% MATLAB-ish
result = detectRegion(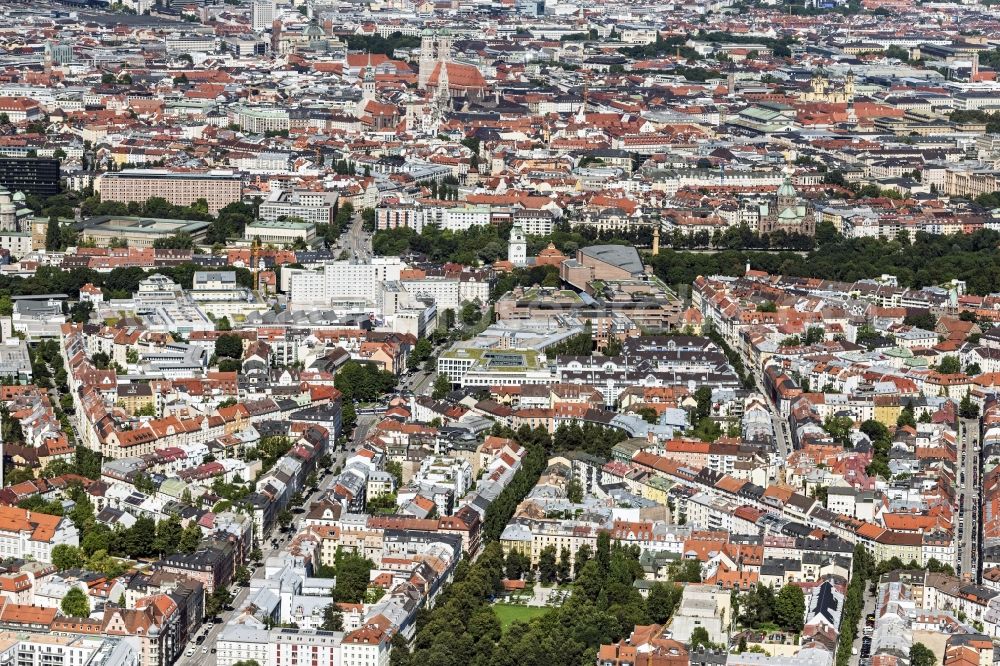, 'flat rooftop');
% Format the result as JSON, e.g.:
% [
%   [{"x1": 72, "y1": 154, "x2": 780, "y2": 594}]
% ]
[
  {"x1": 246, "y1": 219, "x2": 316, "y2": 230},
  {"x1": 78, "y1": 216, "x2": 211, "y2": 235},
  {"x1": 103, "y1": 169, "x2": 240, "y2": 180}
]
